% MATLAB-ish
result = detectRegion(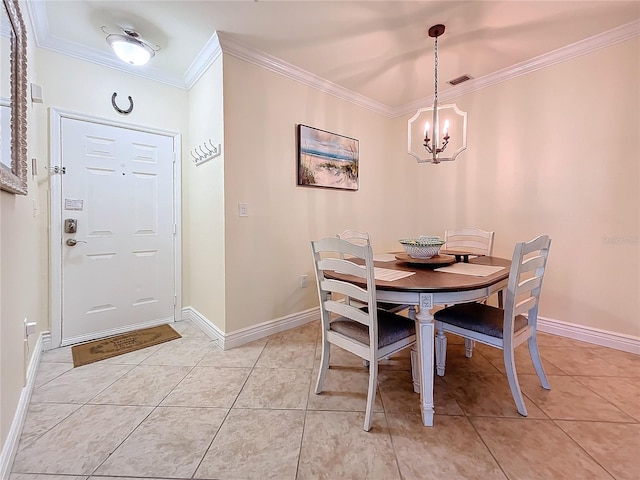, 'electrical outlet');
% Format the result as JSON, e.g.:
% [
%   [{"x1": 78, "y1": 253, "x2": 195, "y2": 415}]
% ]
[
  {"x1": 24, "y1": 318, "x2": 37, "y2": 337},
  {"x1": 300, "y1": 274, "x2": 309, "y2": 288},
  {"x1": 26, "y1": 322, "x2": 37, "y2": 336}
]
